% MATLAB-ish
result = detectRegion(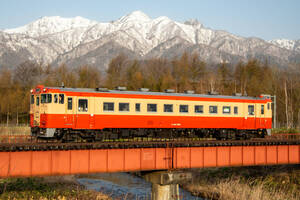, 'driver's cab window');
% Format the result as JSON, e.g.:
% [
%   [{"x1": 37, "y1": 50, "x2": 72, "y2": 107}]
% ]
[
  {"x1": 36, "y1": 96, "x2": 39, "y2": 106},
  {"x1": 30, "y1": 95, "x2": 34, "y2": 104},
  {"x1": 78, "y1": 99, "x2": 88, "y2": 112}
]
